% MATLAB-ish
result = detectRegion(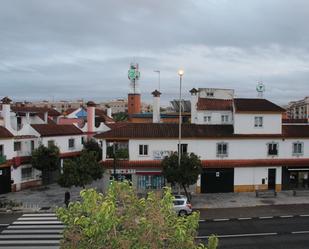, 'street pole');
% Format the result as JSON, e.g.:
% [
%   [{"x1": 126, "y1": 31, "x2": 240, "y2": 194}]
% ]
[
  {"x1": 113, "y1": 141, "x2": 116, "y2": 180},
  {"x1": 178, "y1": 70, "x2": 184, "y2": 171}
]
